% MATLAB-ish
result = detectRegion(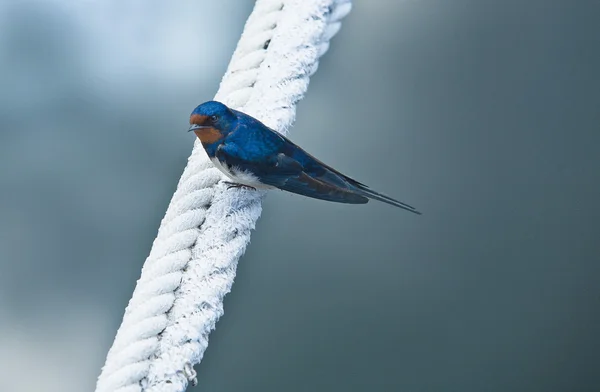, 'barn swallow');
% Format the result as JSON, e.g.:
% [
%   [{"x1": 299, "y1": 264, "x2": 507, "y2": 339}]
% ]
[{"x1": 189, "y1": 101, "x2": 420, "y2": 214}]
